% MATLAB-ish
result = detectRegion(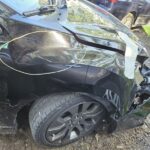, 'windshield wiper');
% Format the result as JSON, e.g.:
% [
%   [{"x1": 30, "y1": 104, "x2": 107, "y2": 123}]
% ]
[{"x1": 23, "y1": 5, "x2": 56, "y2": 17}]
